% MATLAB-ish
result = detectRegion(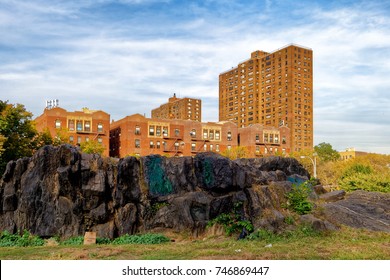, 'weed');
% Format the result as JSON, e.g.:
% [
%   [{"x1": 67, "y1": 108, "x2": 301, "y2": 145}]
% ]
[
  {"x1": 112, "y1": 233, "x2": 170, "y2": 245},
  {"x1": 208, "y1": 202, "x2": 254, "y2": 236},
  {"x1": 0, "y1": 230, "x2": 44, "y2": 247},
  {"x1": 285, "y1": 181, "x2": 313, "y2": 215}
]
